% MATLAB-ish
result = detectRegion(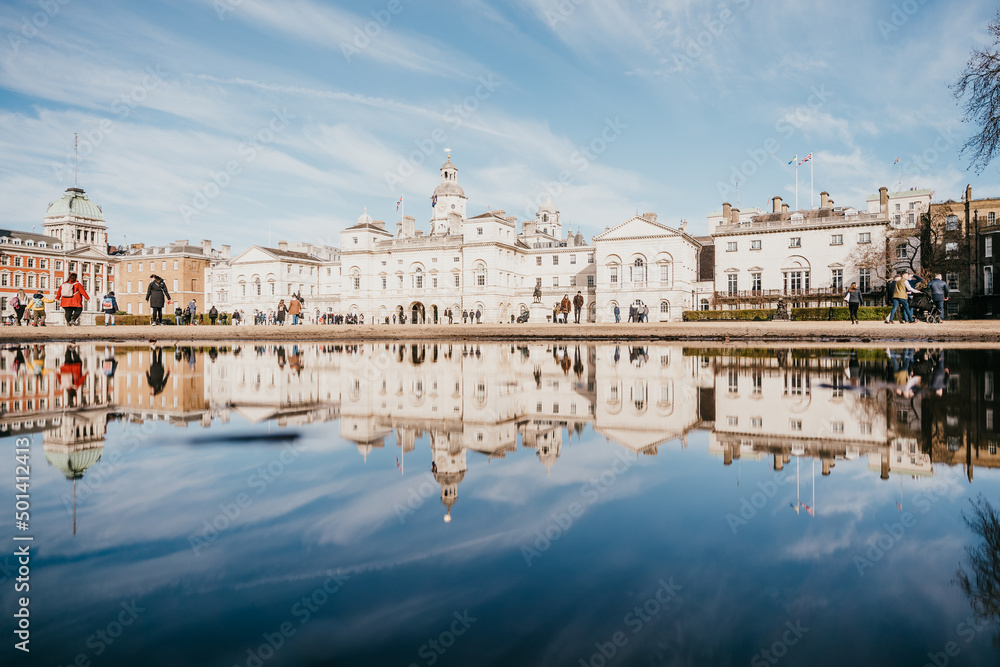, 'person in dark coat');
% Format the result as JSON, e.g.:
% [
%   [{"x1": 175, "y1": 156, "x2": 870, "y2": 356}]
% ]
[
  {"x1": 146, "y1": 347, "x2": 170, "y2": 396},
  {"x1": 208, "y1": 305, "x2": 218, "y2": 325},
  {"x1": 145, "y1": 275, "x2": 170, "y2": 325}
]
